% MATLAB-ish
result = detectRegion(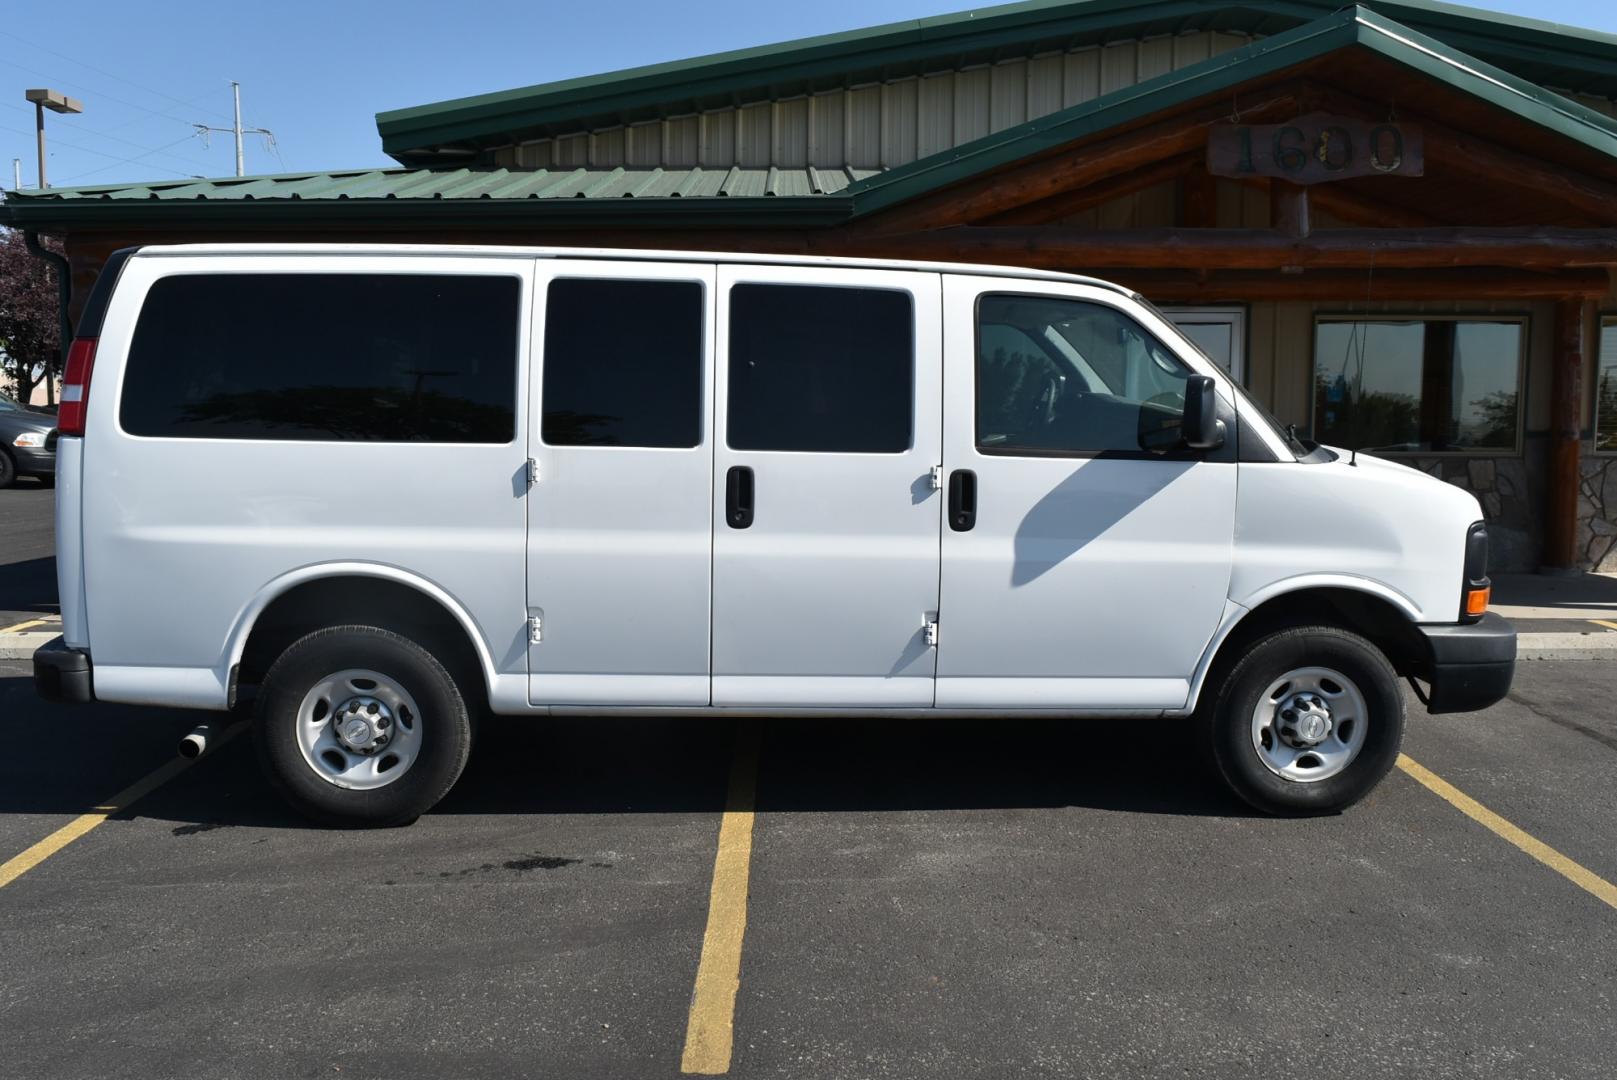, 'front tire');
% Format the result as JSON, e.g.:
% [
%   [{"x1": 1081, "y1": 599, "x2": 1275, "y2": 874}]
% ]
[
  {"x1": 1202, "y1": 625, "x2": 1404, "y2": 815},
  {"x1": 254, "y1": 625, "x2": 472, "y2": 827},
  {"x1": 0, "y1": 450, "x2": 16, "y2": 489}
]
